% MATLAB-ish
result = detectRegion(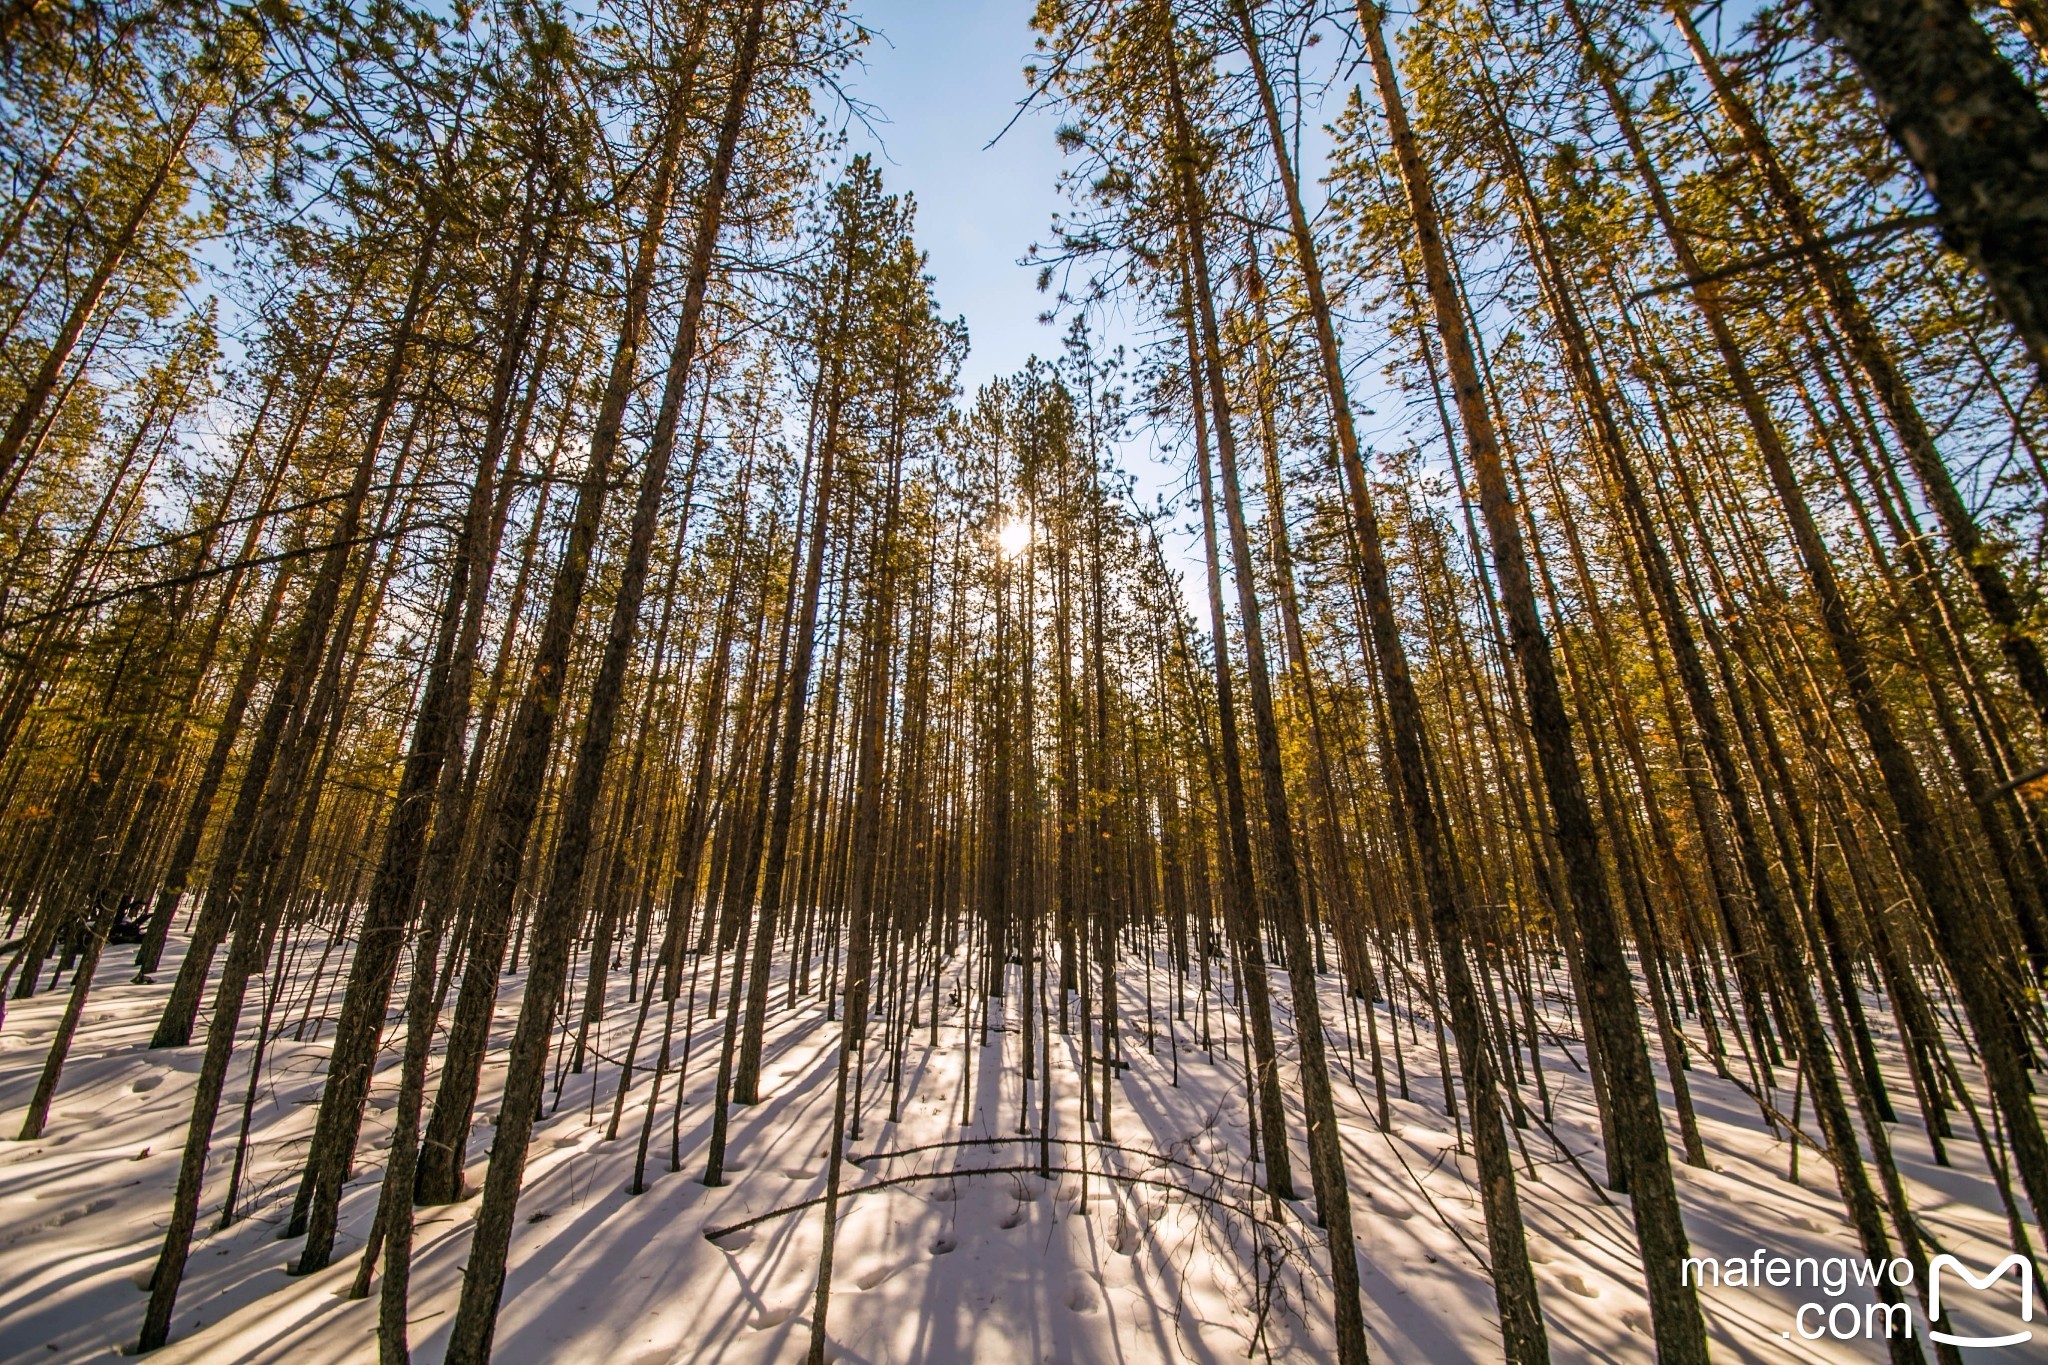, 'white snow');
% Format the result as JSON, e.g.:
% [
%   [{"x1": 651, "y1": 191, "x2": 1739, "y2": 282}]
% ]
[{"x1": 0, "y1": 929, "x2": 2033, "y2": 1362}]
